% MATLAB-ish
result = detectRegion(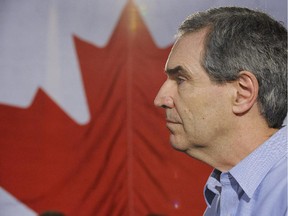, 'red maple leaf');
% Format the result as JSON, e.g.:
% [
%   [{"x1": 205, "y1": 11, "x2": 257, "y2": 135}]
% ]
[{"x1": 0, "y1": 2, "x2": 211, "y2": 216}]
